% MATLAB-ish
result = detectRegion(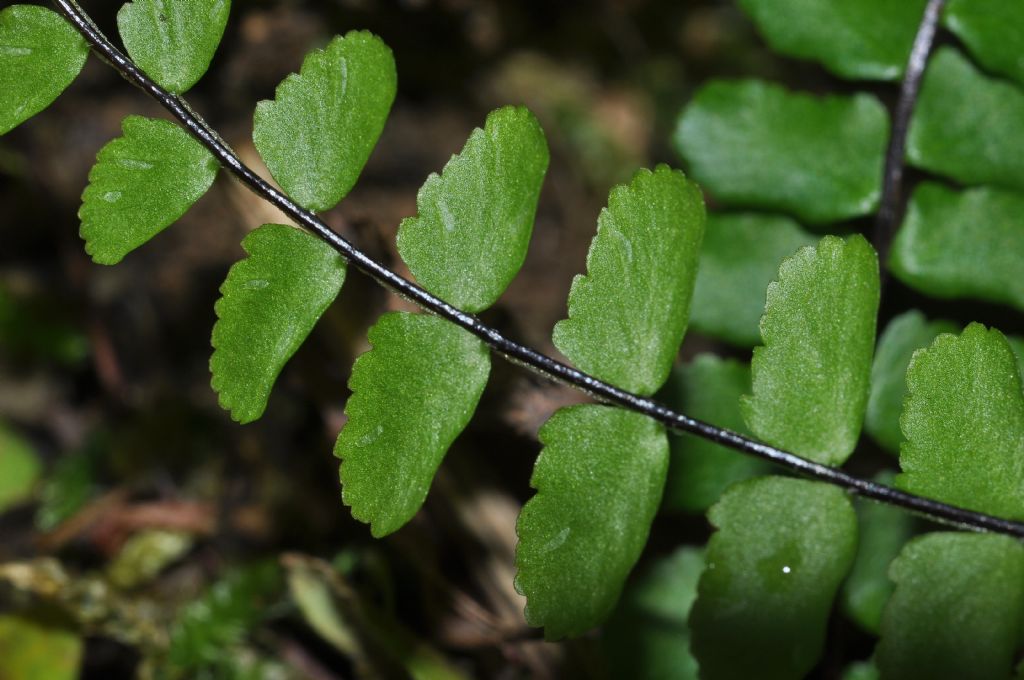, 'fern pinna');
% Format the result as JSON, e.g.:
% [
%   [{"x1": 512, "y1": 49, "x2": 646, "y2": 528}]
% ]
[{"x1": 3, "y1": 0, "x2": 1024, "y2": 677}]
